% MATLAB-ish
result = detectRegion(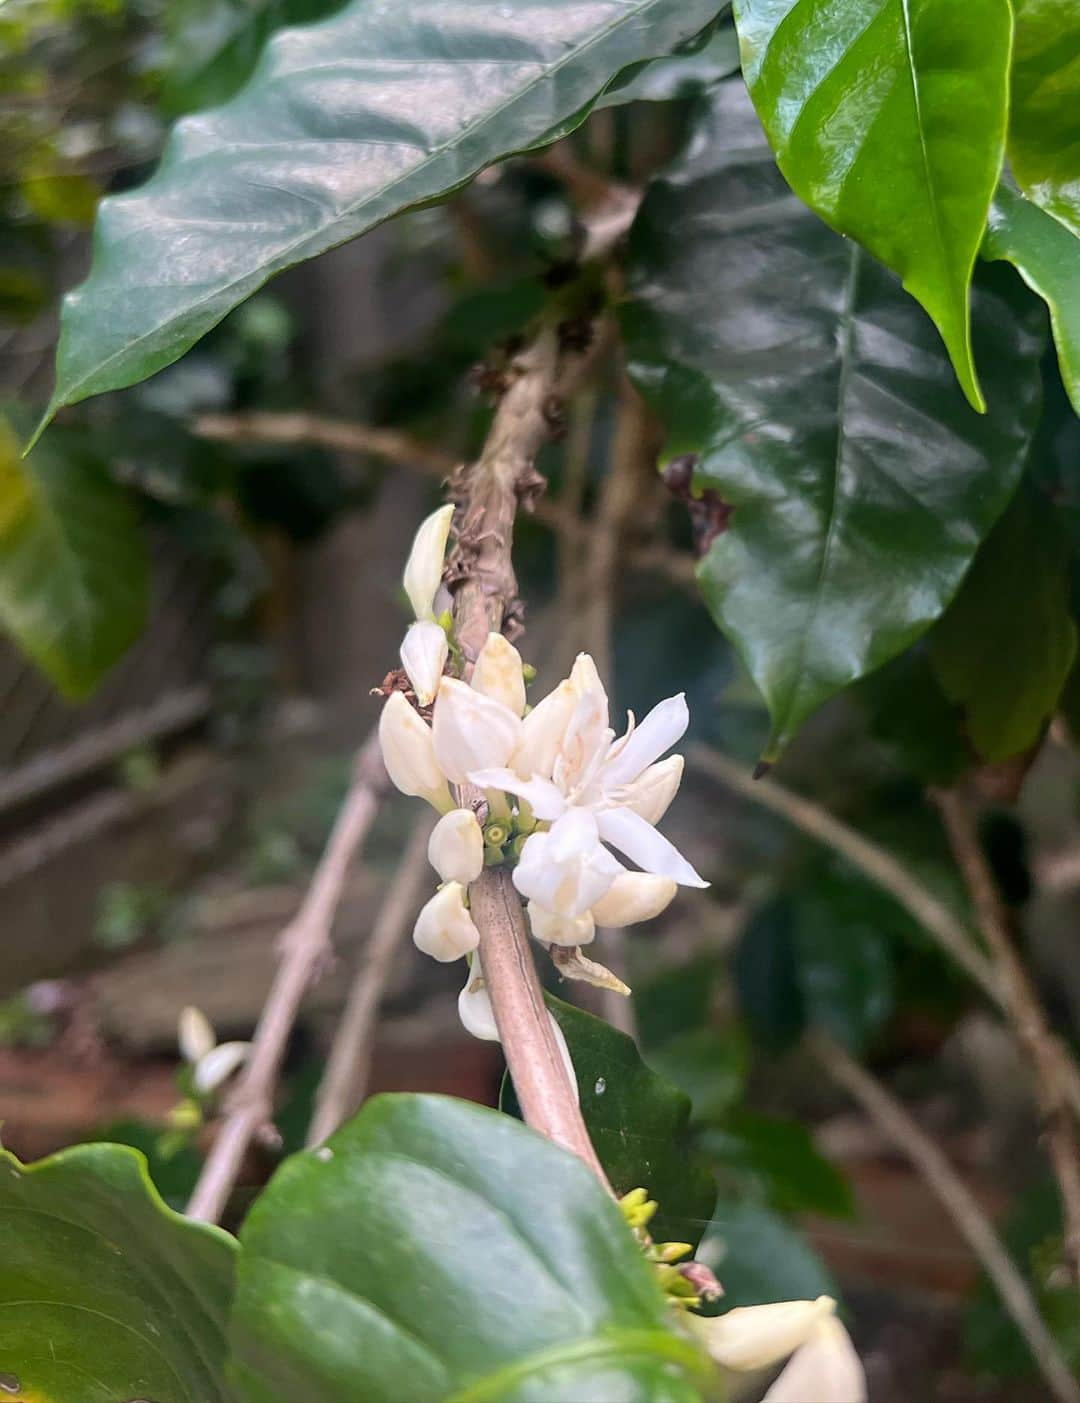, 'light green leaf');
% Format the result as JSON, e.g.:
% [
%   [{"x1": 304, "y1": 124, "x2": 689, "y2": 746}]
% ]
[
  {"x1": 983, "y1": 183, "x2": 1080, "y2": 416},
  {"x1": 39, "y1": 0, "x2": 724, "y2": 437},
  {"x1": 0, "y1": 1142, "x2": 235, "y2": 1401},
  {"x1": 623, "y1": 81, "x2": 1045, "y2": 755},
  {"x1": 930, "y1": 482, "x2": 1078, "y2": 763},
  {"x1": 228, "y1": 1094, "x2": 715, "y2": 1402},
  {"x1": 1009, "y1": 0, "x2": 1080, "y2": 242},
  {"x1": 0, "y1": 415, "x2": 148, "y2": 696},
  {"x1": 733, "y1": 0, "x2": 1013, "y2": 409}
]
